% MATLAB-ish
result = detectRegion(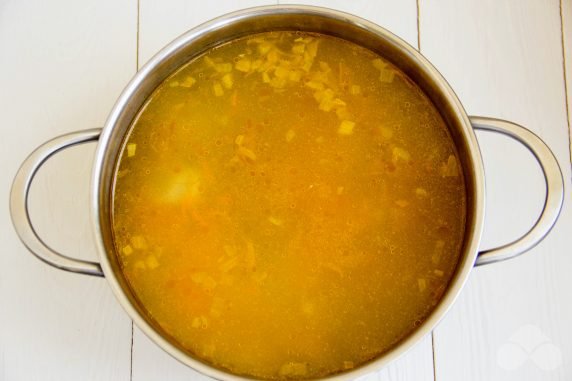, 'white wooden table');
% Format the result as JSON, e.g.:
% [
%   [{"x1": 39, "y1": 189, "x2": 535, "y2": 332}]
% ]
[{"x1": 1, "y1": 1, "x2": 571, "y2": 380}]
